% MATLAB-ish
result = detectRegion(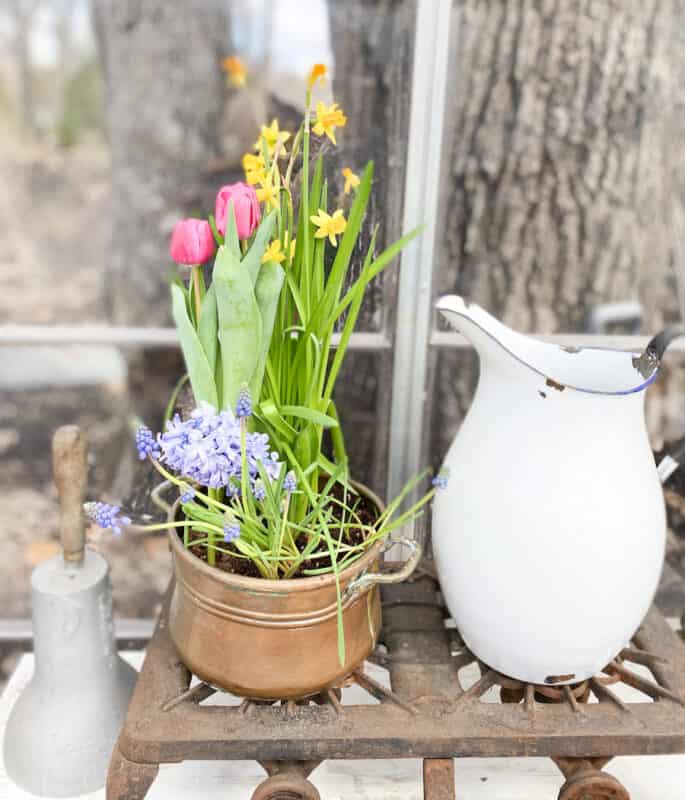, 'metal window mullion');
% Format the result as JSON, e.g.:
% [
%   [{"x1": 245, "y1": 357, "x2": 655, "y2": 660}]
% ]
[{"x1": 386, "y1": 0, "x2": 453, "y2": 516}]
